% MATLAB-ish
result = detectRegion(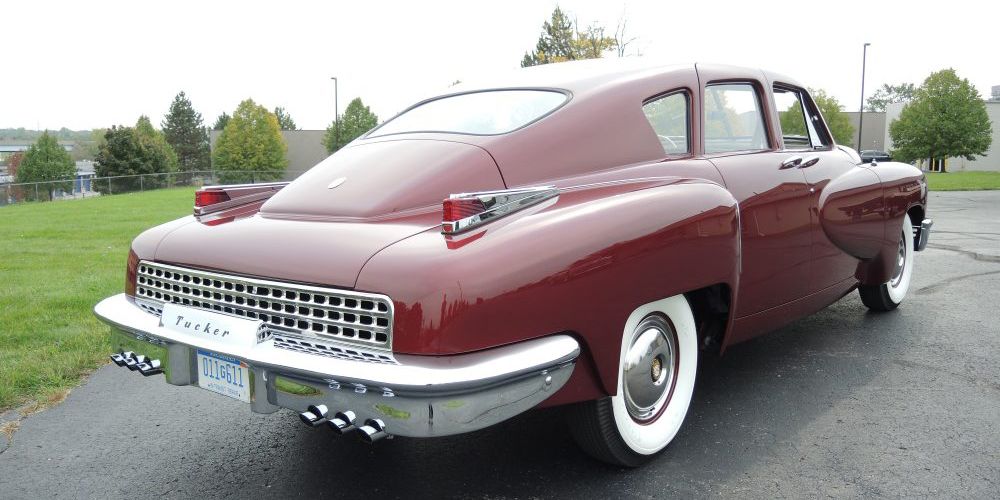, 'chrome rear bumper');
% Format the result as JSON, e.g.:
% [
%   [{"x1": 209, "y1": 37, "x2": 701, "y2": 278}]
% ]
[
  {"x1": 915, "y1": 218, "x2": 933, "y2": 251},
  {"x1": 94, "y1": 293, "x2": 579, "y2": 438}
]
